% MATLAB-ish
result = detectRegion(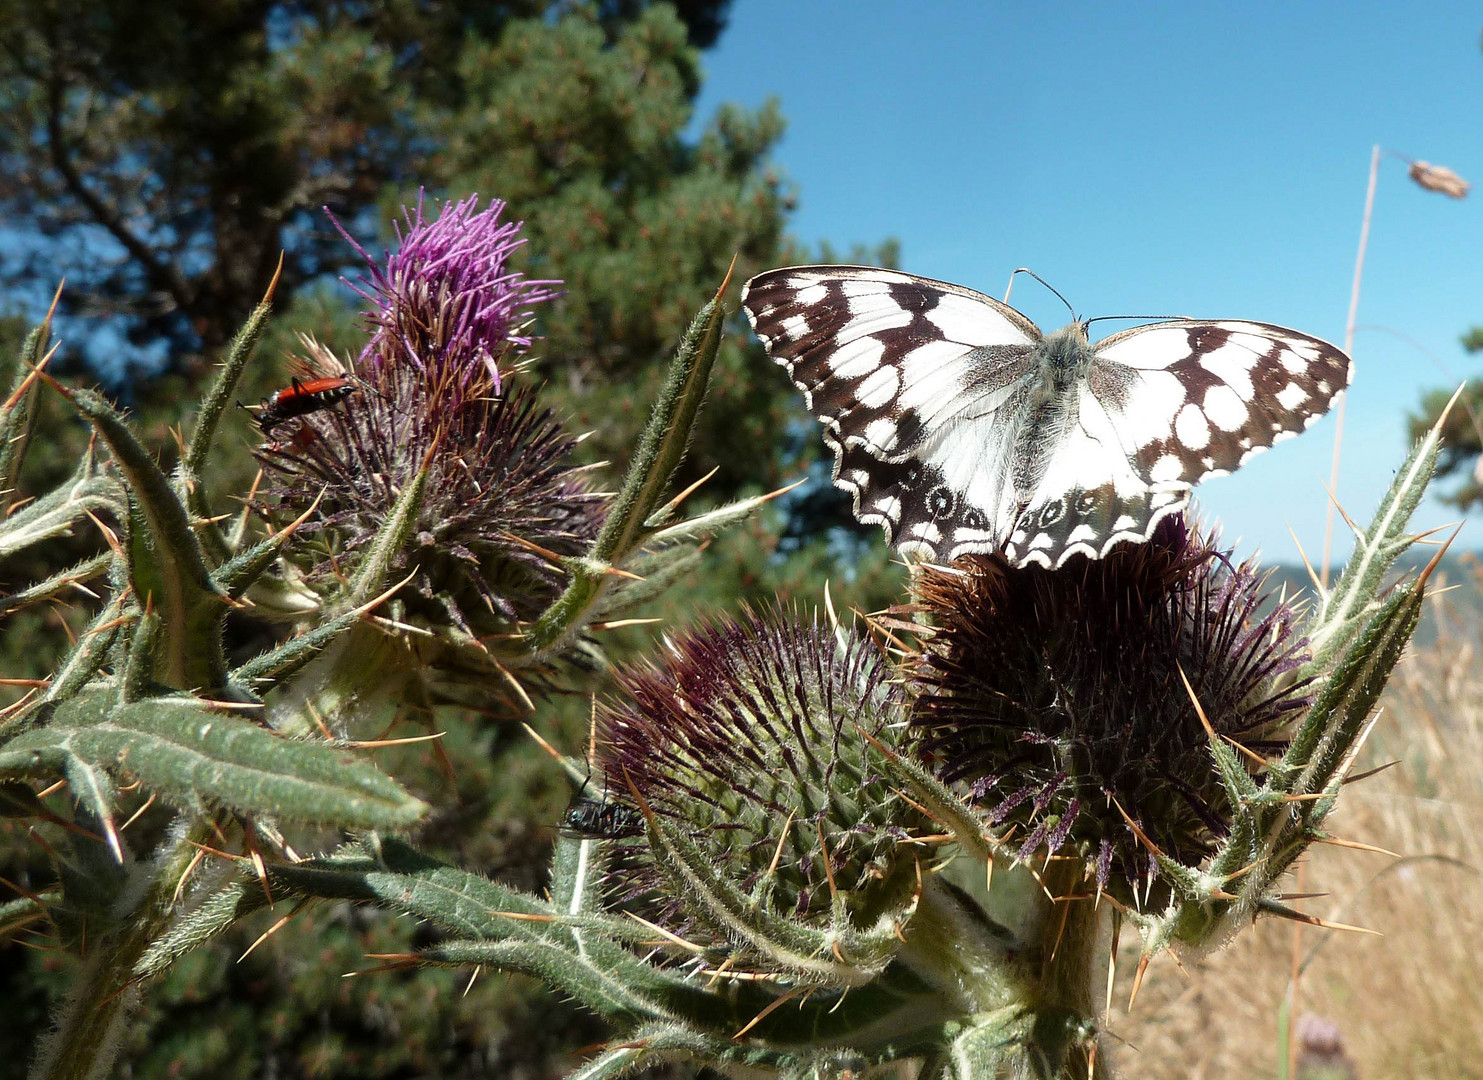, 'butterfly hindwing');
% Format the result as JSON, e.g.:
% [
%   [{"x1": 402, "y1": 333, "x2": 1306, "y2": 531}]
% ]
[
  {"x1": 1004, "y1": 320, "x2": 1350, "y2": 566},
  {"x1": 1004, "y1": 385, "x2": 1189, "y2": 567},
  {"x1": 1090, "y1": 320, "x2": 1351, "y2": 488}
]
